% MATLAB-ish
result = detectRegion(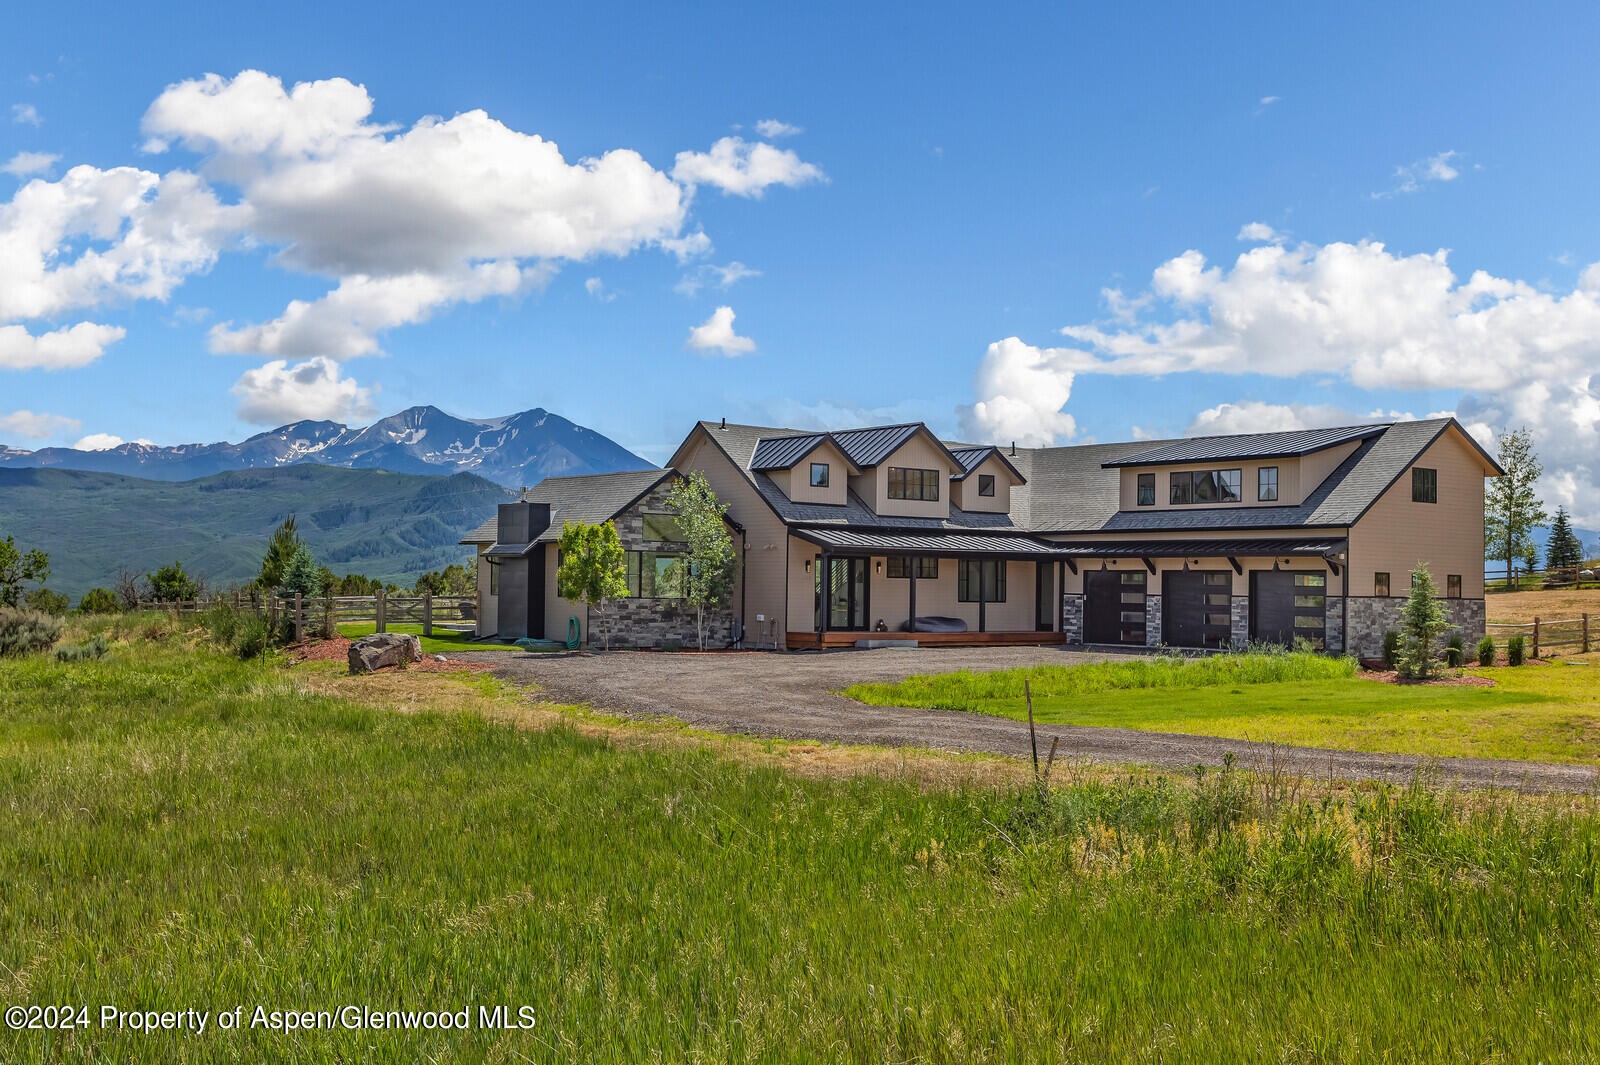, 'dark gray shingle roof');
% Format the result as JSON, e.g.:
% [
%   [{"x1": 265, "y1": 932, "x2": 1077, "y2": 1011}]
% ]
[
  {"x1": 1103, "y1": 424, "x2": 1391, "y2": 468},
  {"x1": 460, "y1": 468, "x2": 671, "y2": 545}
]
